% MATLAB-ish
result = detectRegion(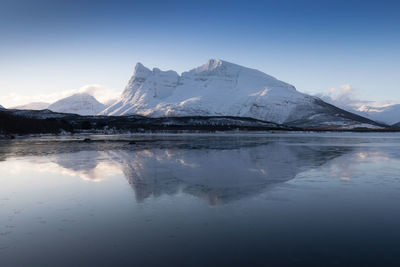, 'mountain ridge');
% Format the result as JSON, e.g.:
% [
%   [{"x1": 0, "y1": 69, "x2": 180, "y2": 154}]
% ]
[{"x1": 12, "y1": 102, "x2": 50, "y2": 110}]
